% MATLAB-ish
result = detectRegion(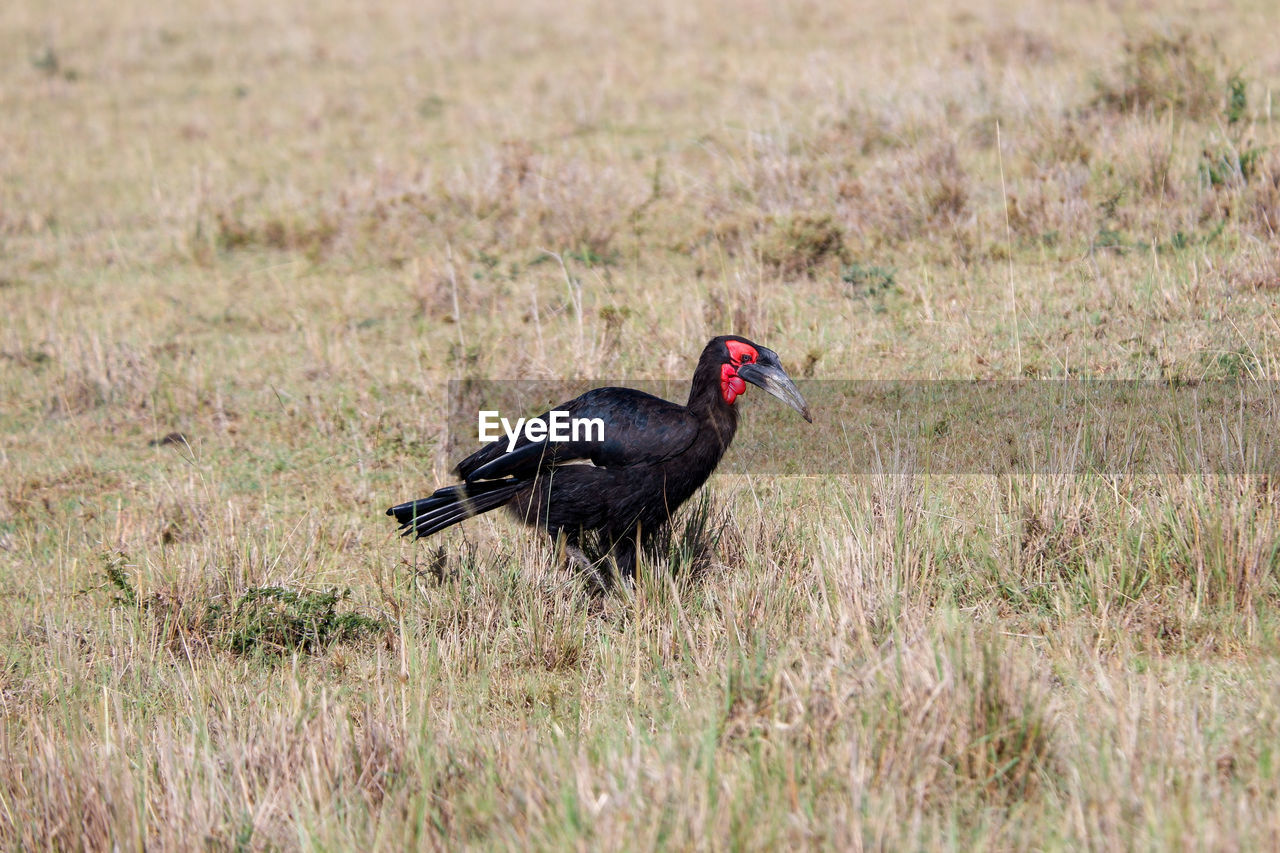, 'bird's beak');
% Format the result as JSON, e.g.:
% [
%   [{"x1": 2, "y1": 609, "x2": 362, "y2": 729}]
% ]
[{"x1": 737, "y1": 361, "x2": 813, "y2": 423}]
